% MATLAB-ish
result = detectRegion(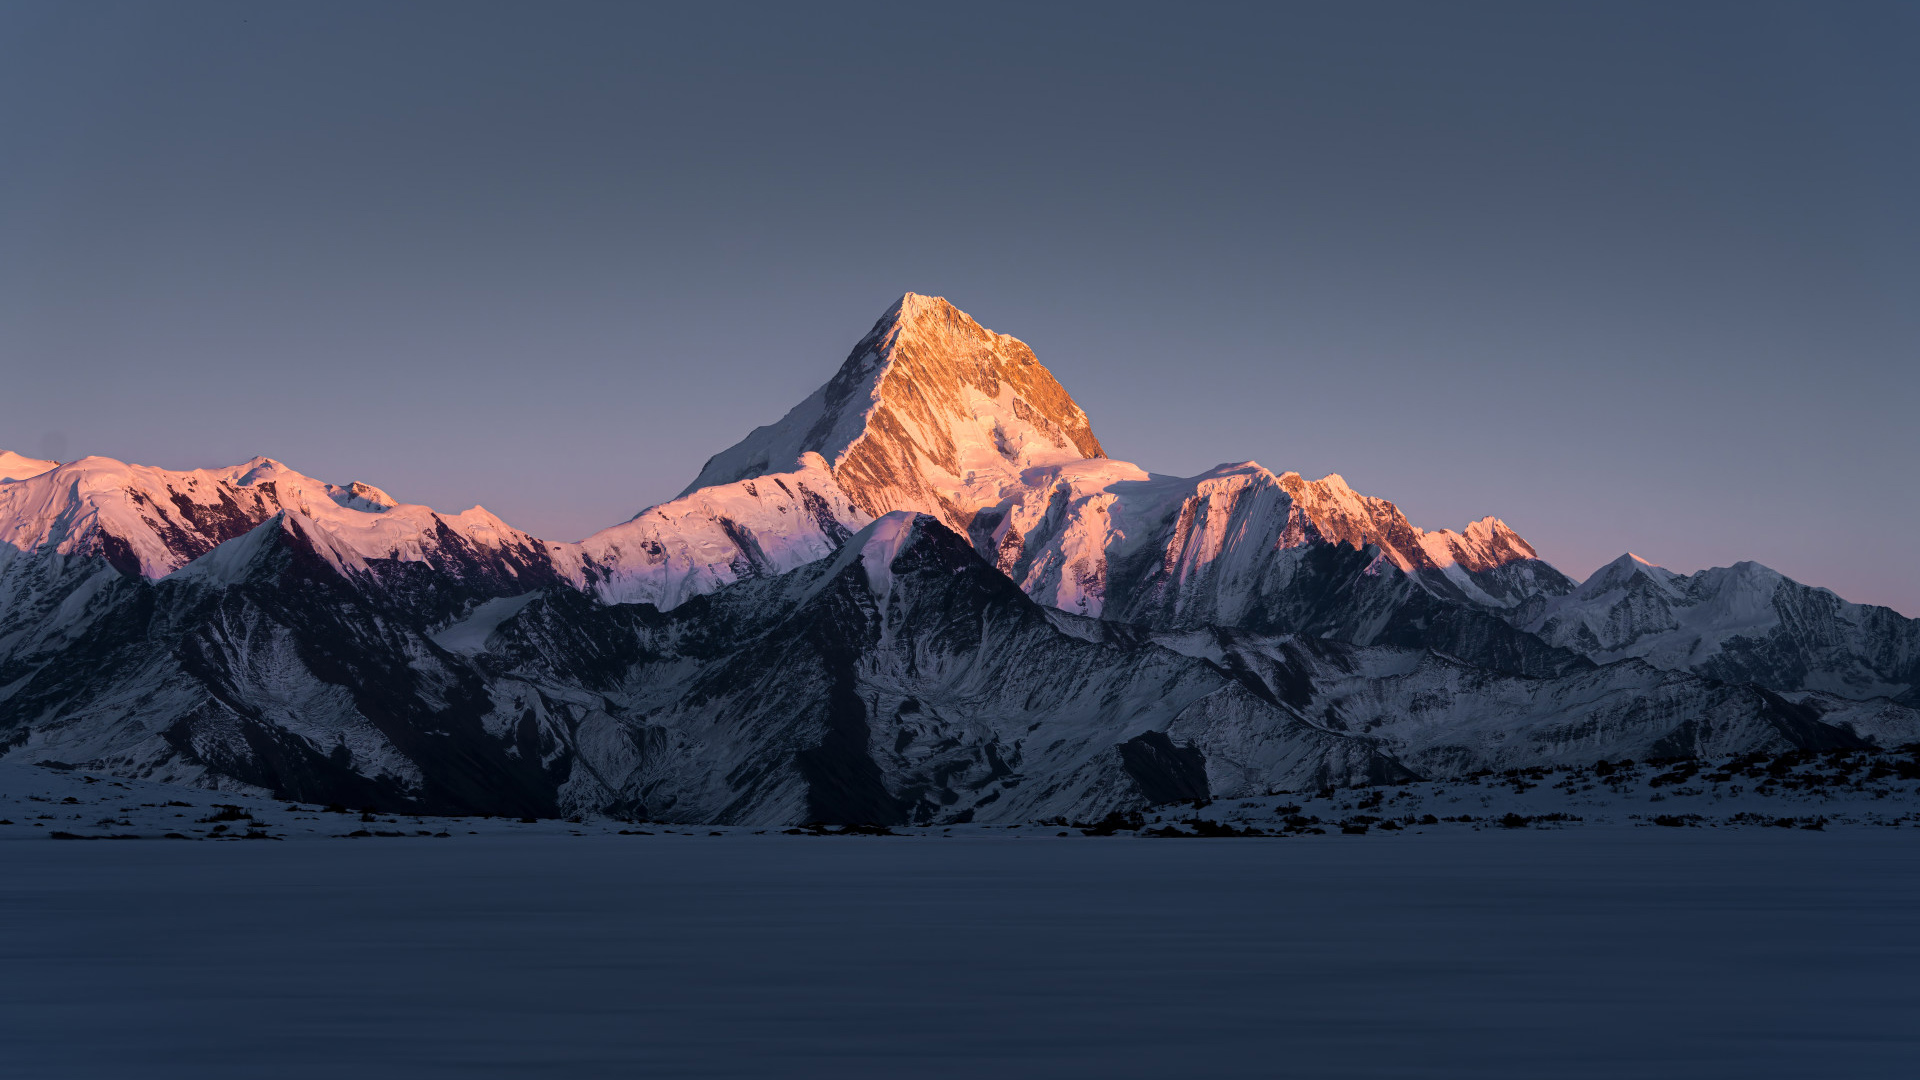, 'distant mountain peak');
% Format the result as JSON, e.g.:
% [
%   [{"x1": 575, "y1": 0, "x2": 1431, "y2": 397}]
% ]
[
  {"x1": 332, "y1": 481, "x2": 398, "y2": 513},
  {"x1": 682, "y1": 294, "x2": 1105, "y2": 533}
]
